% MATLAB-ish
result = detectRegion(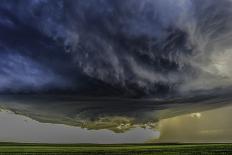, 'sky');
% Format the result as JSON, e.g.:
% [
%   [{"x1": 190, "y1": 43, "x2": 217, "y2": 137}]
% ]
[
  {"x1": 1, "y1": 0, "x2": 232, "y2": 97},
  {"x1": 1, "y1": 104, "x2": 232, "y2": 143},
  {"x1": 0, "y1": 110, "x2": 159, "y2": 143},
  {"x1": 1, "y1": 0, "x2": 232, "y2": 143},
  {"x1": 155, "y1": 105, "x2": 232, "y2": 143}
]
